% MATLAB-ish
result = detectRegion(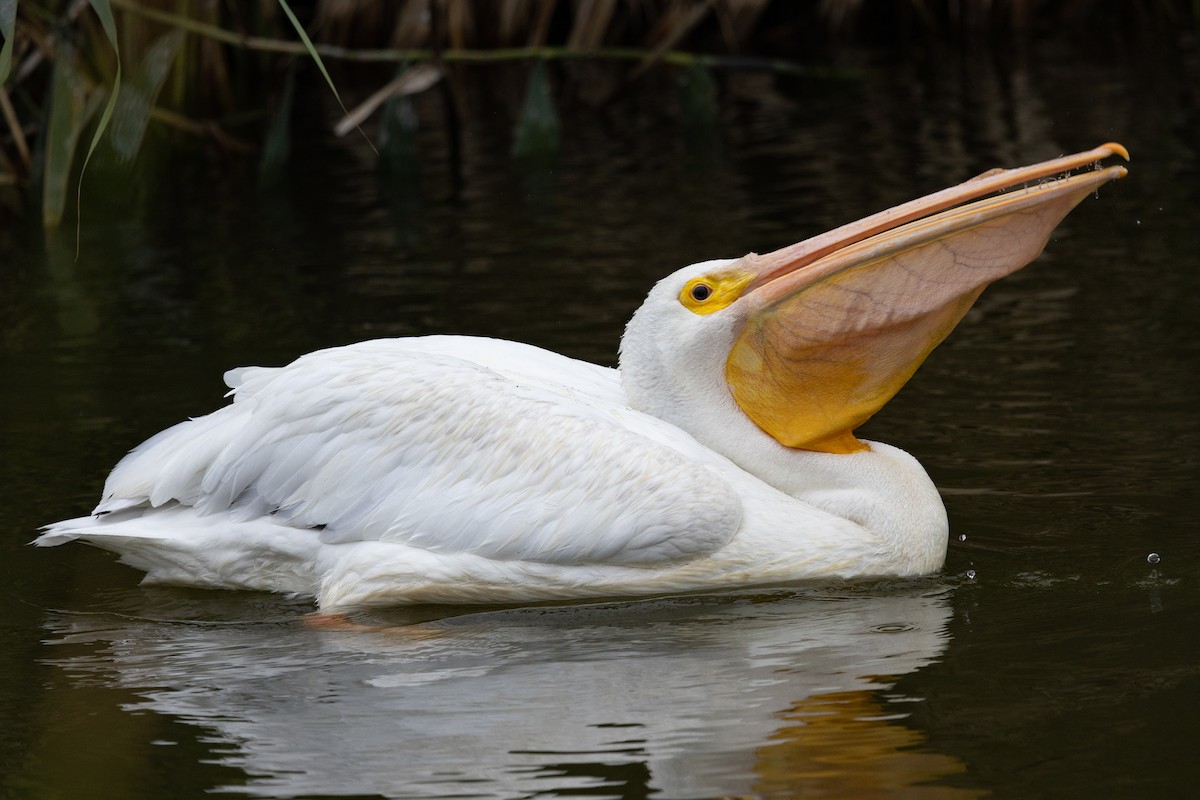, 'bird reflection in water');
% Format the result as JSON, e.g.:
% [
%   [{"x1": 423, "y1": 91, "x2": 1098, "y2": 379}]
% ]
[{"x1": 36, "y1": 585, "x2": 984, "y2": 798}]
